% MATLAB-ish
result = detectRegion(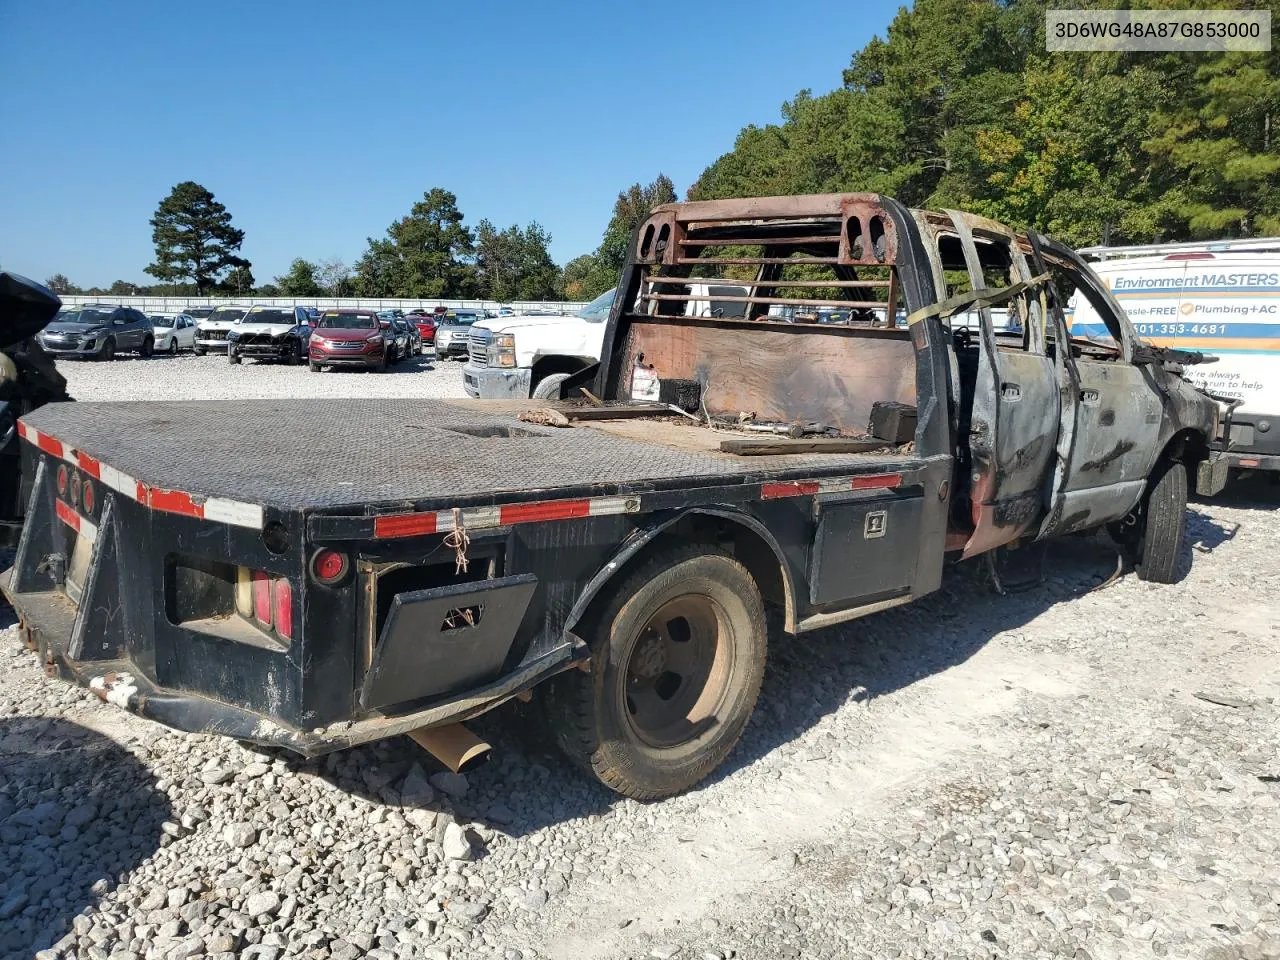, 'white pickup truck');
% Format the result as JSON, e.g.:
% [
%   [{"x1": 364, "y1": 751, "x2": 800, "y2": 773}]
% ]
[{"x1": 463, "y1": 284, "x2": 748, "y2": 399}]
